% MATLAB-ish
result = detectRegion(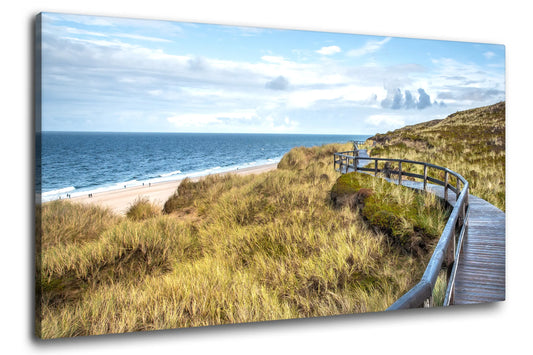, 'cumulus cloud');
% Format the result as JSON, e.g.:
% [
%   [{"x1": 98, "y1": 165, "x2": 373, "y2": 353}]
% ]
[
  {"x1": 391, "y1": 89, "x2": 403, "y2": 109},
  {"x1": 265, "y1": 75, "x2": 289, "y2": 90},
  {"x1": 417, "y1": 88, "x2": 431, "y2": 109},
  {"x1": 404, "y1": 90, "x2": 416, "y2": 109},
  {"x1": 316, "y1": 45, "x2": 341, "y2": 55},
  {"x1": 381, "y1": 88, "x2": 433, "y2": 110}
]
